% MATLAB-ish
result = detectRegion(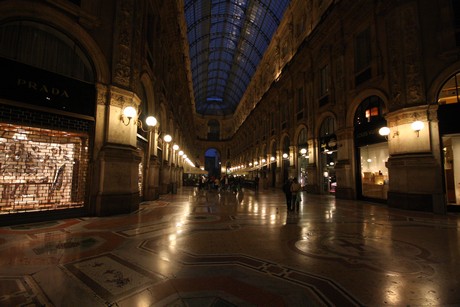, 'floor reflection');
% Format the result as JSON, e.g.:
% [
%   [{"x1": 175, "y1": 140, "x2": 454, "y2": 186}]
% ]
[{"x1": 0, "y1": 186, "x2": 459, "y2": 306}]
